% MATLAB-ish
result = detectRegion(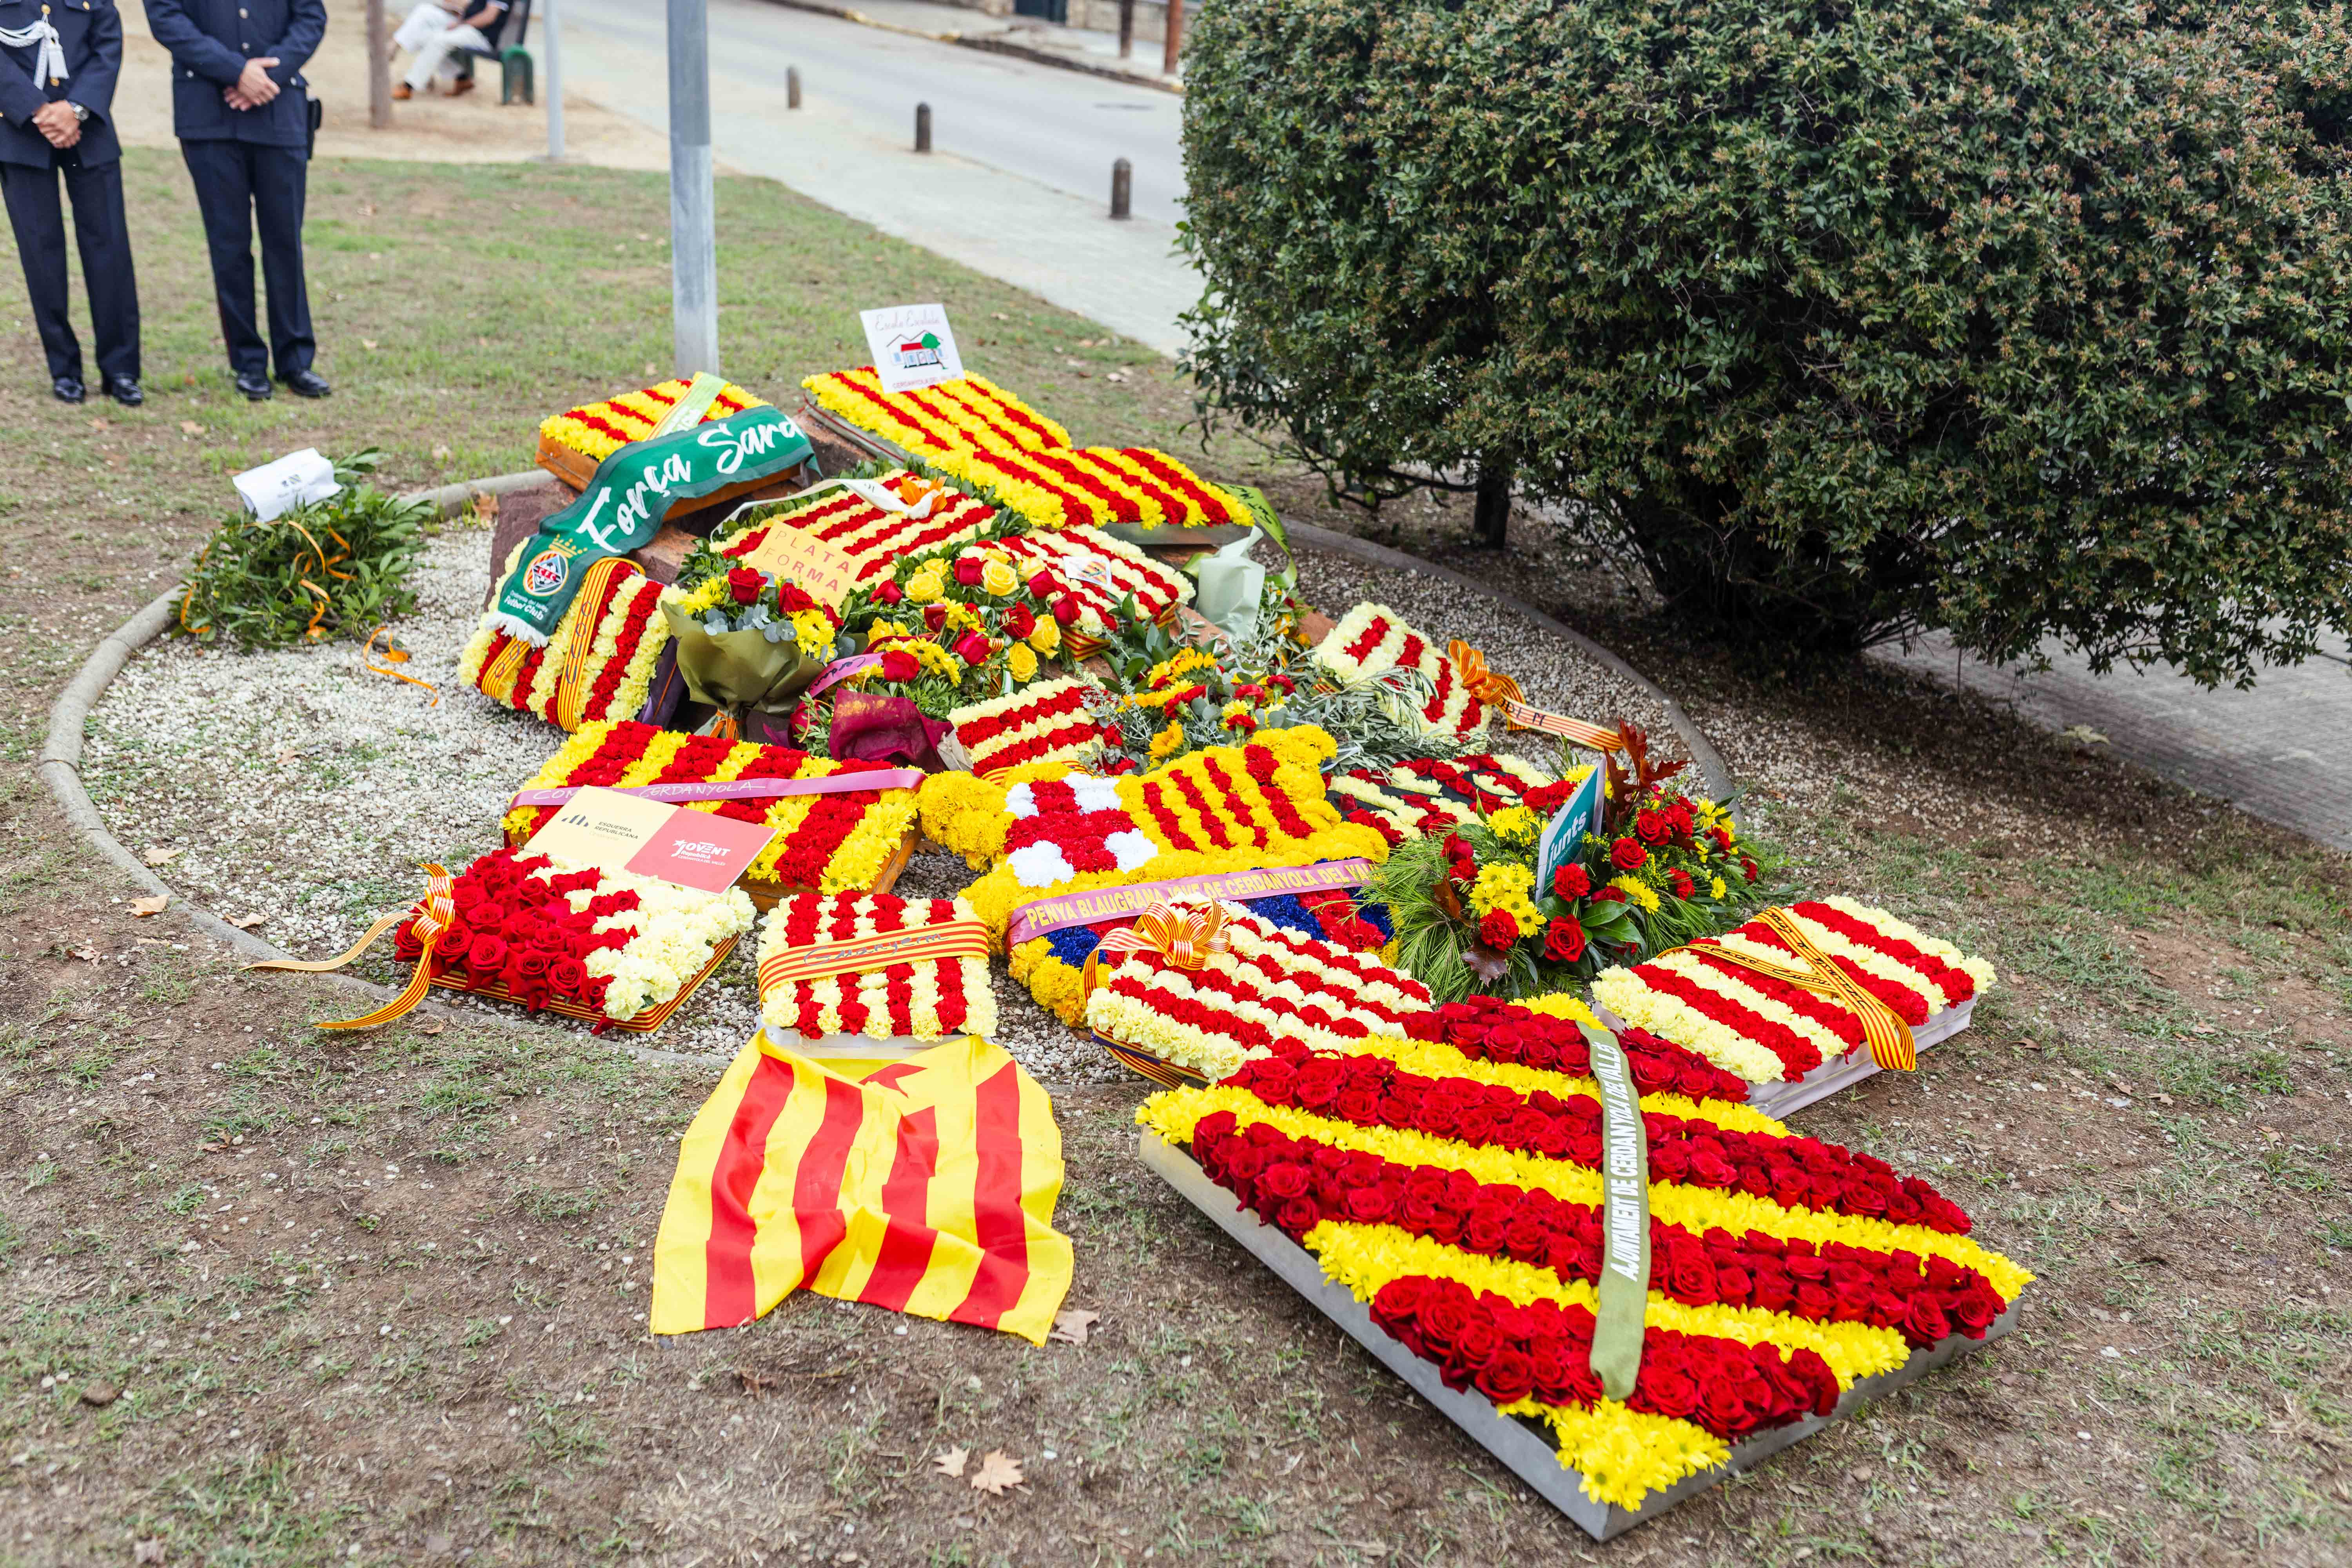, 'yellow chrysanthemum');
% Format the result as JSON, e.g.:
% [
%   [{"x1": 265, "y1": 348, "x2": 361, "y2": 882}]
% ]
[
  {"x1": 1149, "y1": 720, "x2": 1185, "y2": 761},
  {"x1": 791, "y1": 609, "x2": 835, "y2": 659},
  {"x1": 1610, "y1": 874, "x2": 1661, "y2": 912},
  {"x1": 1711, "y1": 876, "x2": 1728, "y2": 900},
  {"x1": 1487, "y1": 805, "x2": 1539, "y2": 844}
]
